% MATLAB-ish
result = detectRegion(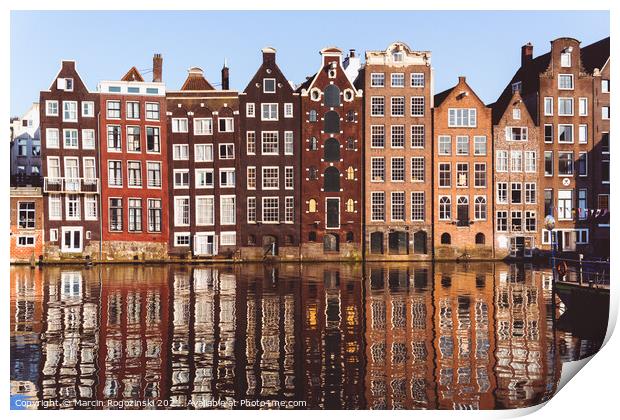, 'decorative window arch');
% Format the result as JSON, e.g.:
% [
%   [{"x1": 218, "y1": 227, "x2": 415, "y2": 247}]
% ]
[
  {"x1": 310, "y1": 88, "x2": 321, "y2": 101},
  {"x1": 346, "y1": 166, "x2": 355, "y2": 180},
  {"x1": 439, "y1": 196, "x2": 451, "y2": 220},
  {"x1": 346, "y1": 110, "x2": 356, "y2": 122},
  {"x1": 474, "y1": 196, "x2": 487, "y2": 220},
  {"x1": 308, "y1": 166, "x2": 318, "y2": 180},
  {"x1": 324, "y1": 111, "x2": 340, "y2": 133},
  {"x1": 308, "y1": 199, "x2": 317, "y2": 213},
  {"x1": 441, "y1": 232, "x2": 451, "y2": 245},
  {"x1": 324, "y1": 85, "x2": 341, "y2": 107},
  {"x1": 323, "y1": 167, "x2": 340, "y2": 192},
  {"x1": 309, "y1": 137, "x2": 318, "y2": 150},
  {"x1": 346, "y1": 137, "x2": 355, "y2": 150},
  {"x1": 309, "y1": 110, "x2": 318, "y2": 122},
  {"x1": 324, "y1": 138, "x2": 340, "y2": 161},
  {"x1": 346, "y1": 199, "x2": 354, "y2": 212},
  {"x1": 475, "y1": 232, "x2": 486, "y2": 245}
]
